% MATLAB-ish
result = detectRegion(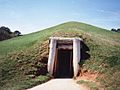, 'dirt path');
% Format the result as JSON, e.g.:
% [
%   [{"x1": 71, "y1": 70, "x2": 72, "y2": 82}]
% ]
[{"x1": 28, "y1": 79, "x2": 87, "y2": 90}]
